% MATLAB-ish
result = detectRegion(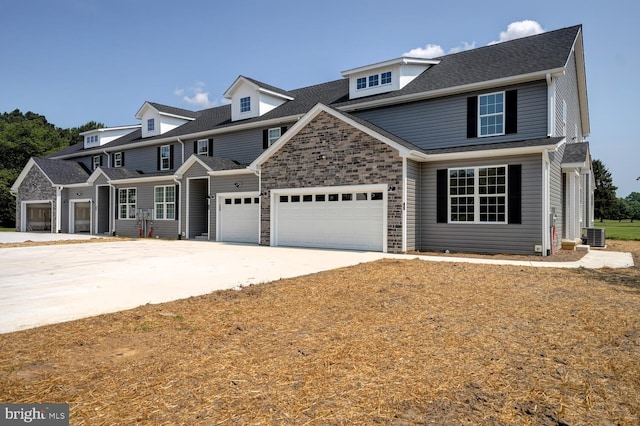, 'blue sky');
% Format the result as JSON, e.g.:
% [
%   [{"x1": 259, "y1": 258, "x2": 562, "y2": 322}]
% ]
[{"x1": 1, "y1": 0, "x2": 638, "y2": 196}]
